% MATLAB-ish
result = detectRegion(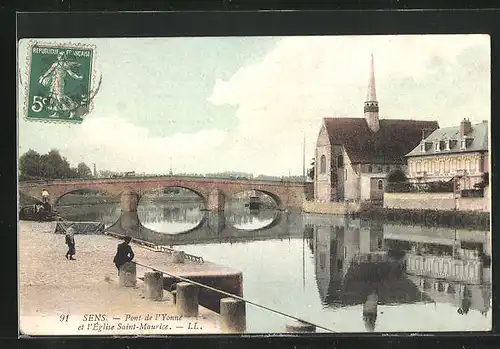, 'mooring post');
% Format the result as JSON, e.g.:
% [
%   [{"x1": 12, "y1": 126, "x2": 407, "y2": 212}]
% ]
[
  {"x1": 171, "y1": 290, "x2": 177, "y2": 305},
  {"x1": 143, "y1": 271, "x2": 164, "y2": 301},
  {"x1": 176, "y1": 282, "x2": 199, "y2": 317},
  {"x1": 173, "y1": 250, "x2": 185, "y2": 264},
  {"x1": 285, "y1": 320, "x2": 316, "y2": 333},
  {"x1": 119, "y1": 262, "x2": 137, "y2": 287},
  {"x1": 220, "y1": 297, "x2": 246, "y2": 333}
]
